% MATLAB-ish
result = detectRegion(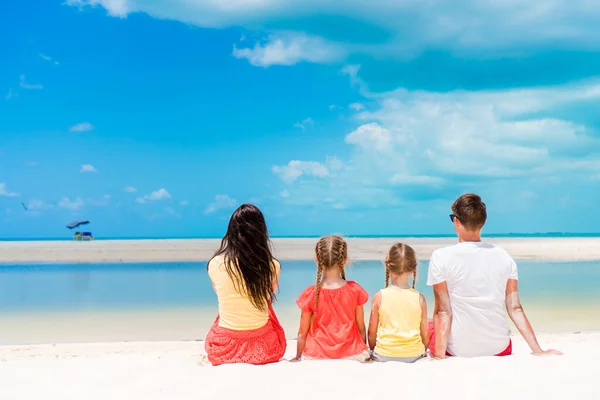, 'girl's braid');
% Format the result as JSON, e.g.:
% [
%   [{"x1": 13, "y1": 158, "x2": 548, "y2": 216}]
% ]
[
  {"x1": 335, "y1": 237, "x2": 347, "y2": 280},
  {"x1": 384, "y1": 262, "x2": 390, "y2": 288}
]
